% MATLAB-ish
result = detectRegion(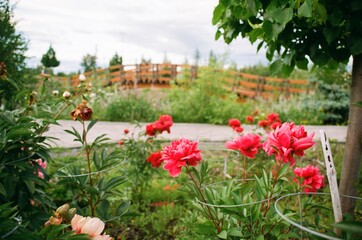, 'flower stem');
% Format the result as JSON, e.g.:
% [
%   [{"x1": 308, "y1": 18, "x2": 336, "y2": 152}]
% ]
[
  {"x1": 243, "y1": 155, "x2": 247, "y2": 182},
  {"x1": 186, "y1": 166, "x2": 222, "y2": 233},
  {"x1": 82, "y1": 120, "x2": 94, "y2": 217}
]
